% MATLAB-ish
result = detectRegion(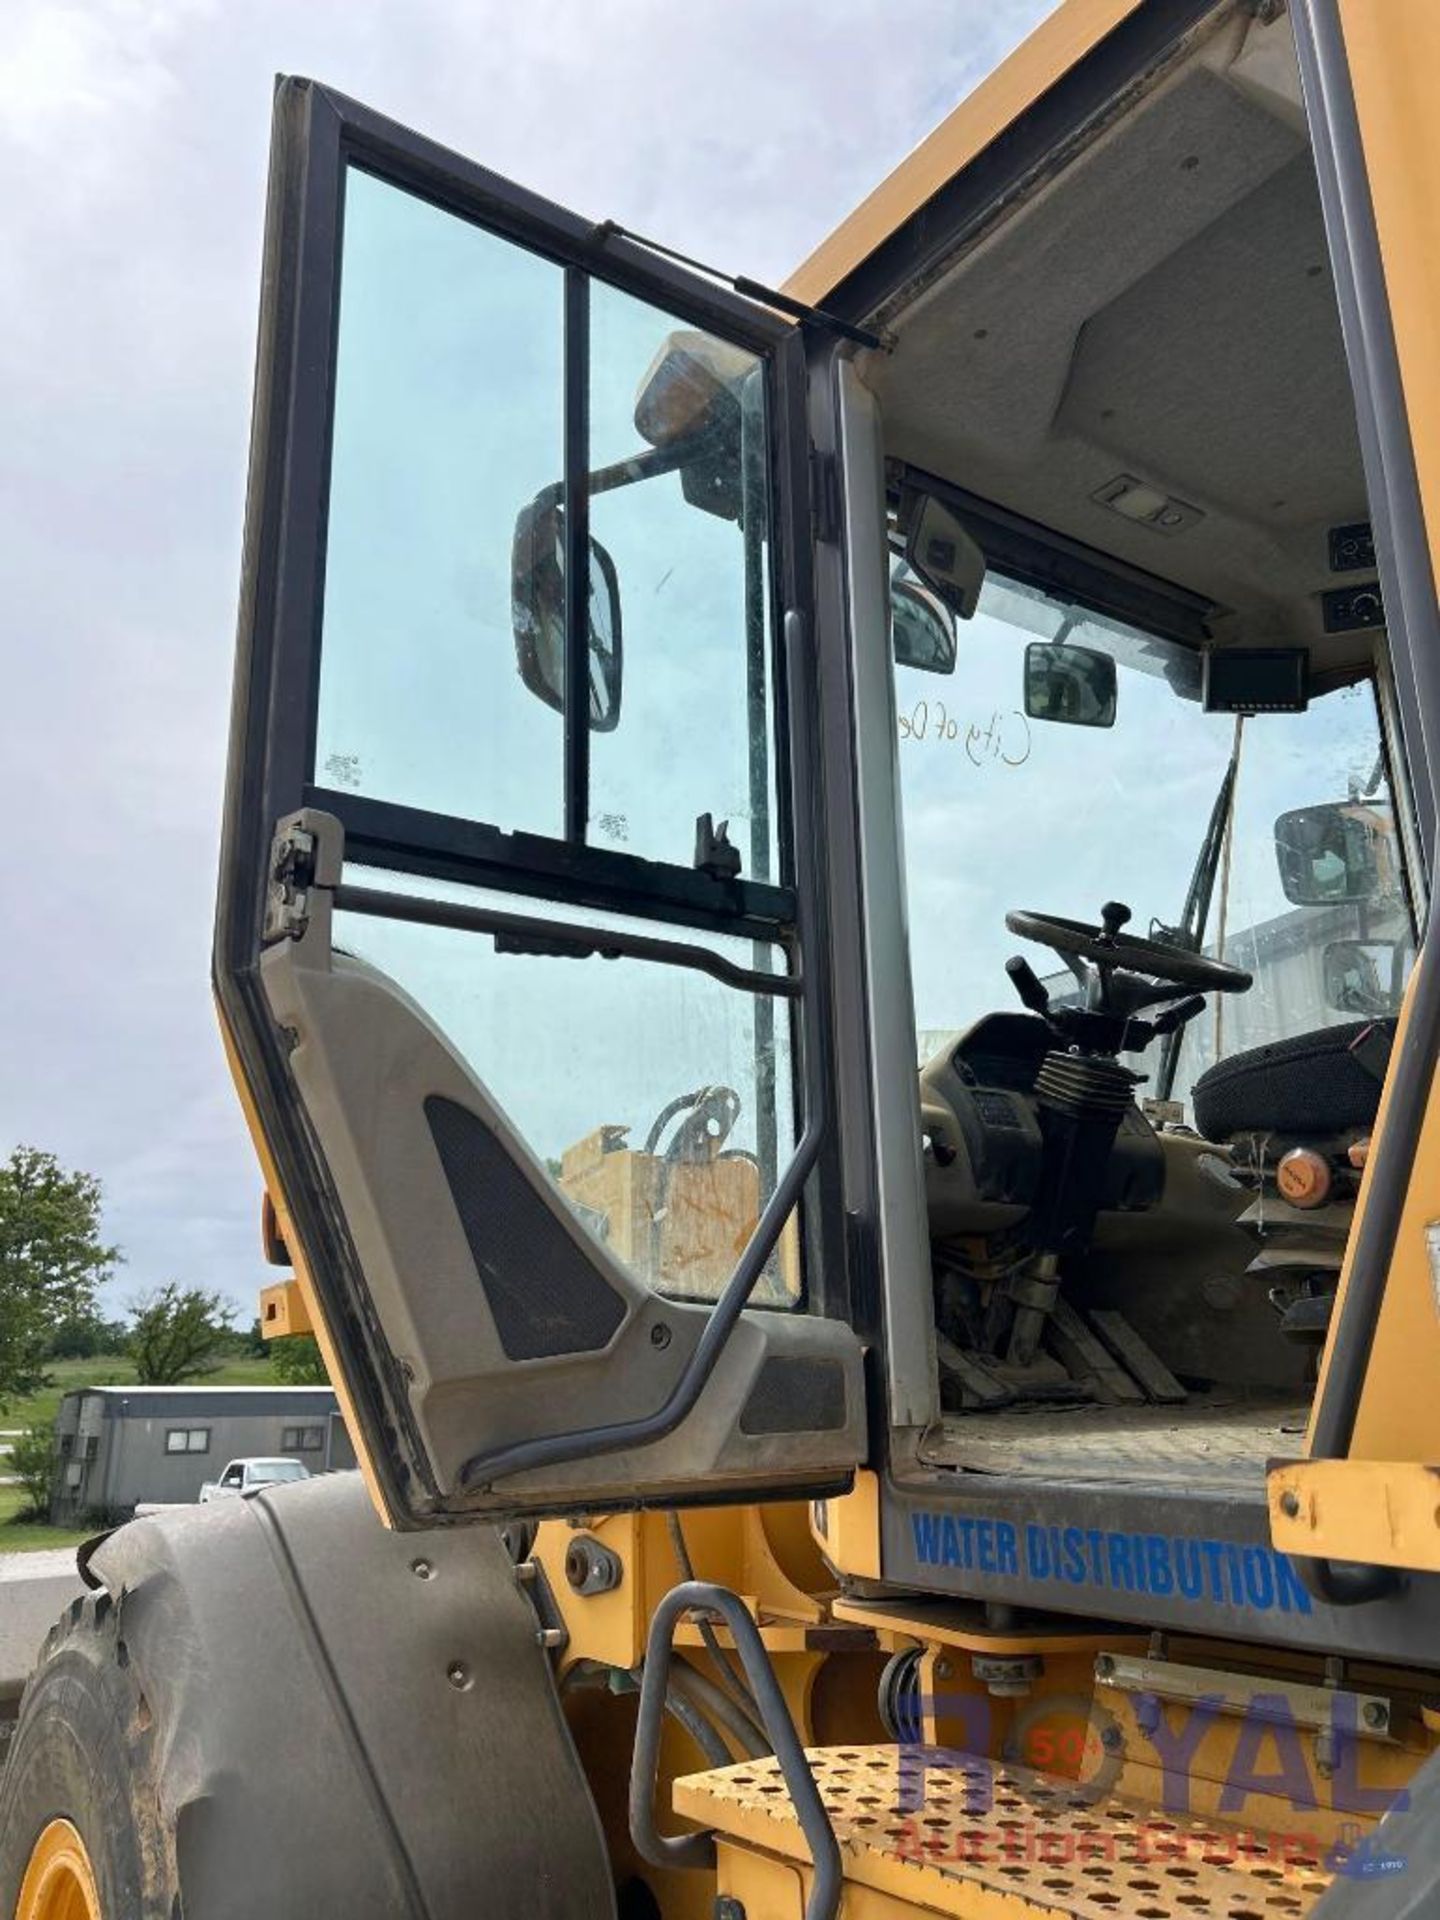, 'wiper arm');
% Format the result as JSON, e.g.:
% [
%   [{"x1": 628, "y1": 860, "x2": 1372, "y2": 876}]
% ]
[{"x1": 1155, "y1": 734, "x2": 1242, "y2": 1100}]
